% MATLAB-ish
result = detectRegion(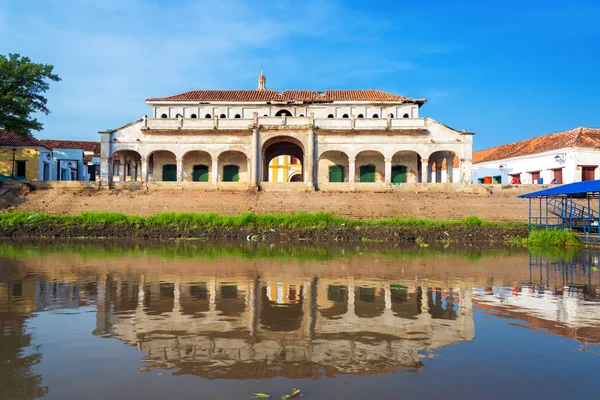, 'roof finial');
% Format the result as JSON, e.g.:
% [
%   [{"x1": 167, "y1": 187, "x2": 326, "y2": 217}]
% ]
[{"x1": 257, "y1": 61, "x2": 266, "y2": 91}]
